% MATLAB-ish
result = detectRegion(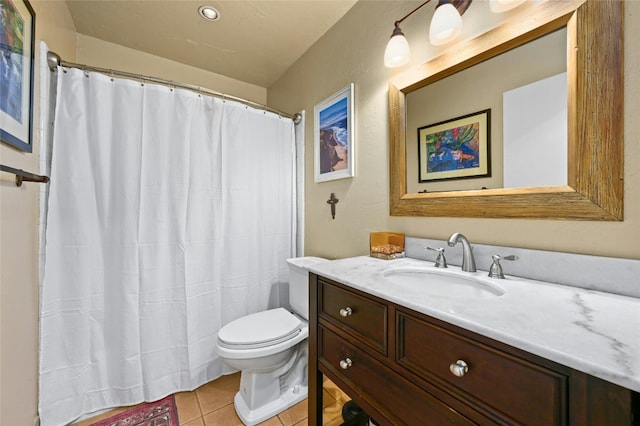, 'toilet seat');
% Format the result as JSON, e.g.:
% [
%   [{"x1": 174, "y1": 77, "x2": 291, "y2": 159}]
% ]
[{"x1": 218, "y1": 308, "x2": 302, "y2": 350}]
